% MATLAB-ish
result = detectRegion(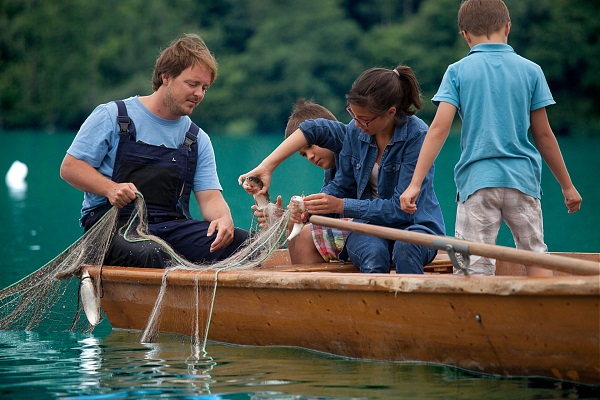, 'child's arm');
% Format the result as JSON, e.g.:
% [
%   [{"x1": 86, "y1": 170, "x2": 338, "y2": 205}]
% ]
[
  {"x1": 400, "y1": 102, "x2": 457, "y2": 213},
  {"x1": 530, "y1": 107, "x2": 582, "y2": 213},
  {"x1": 238, "y1": 129, "x2": 309, "y2": 196}
]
